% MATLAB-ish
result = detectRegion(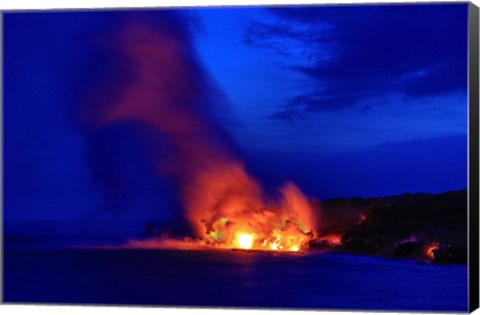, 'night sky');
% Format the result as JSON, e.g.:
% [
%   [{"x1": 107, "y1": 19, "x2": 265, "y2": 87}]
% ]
[{"x1": 4, "y1": 4, "x2": 469, "y2": 222}]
